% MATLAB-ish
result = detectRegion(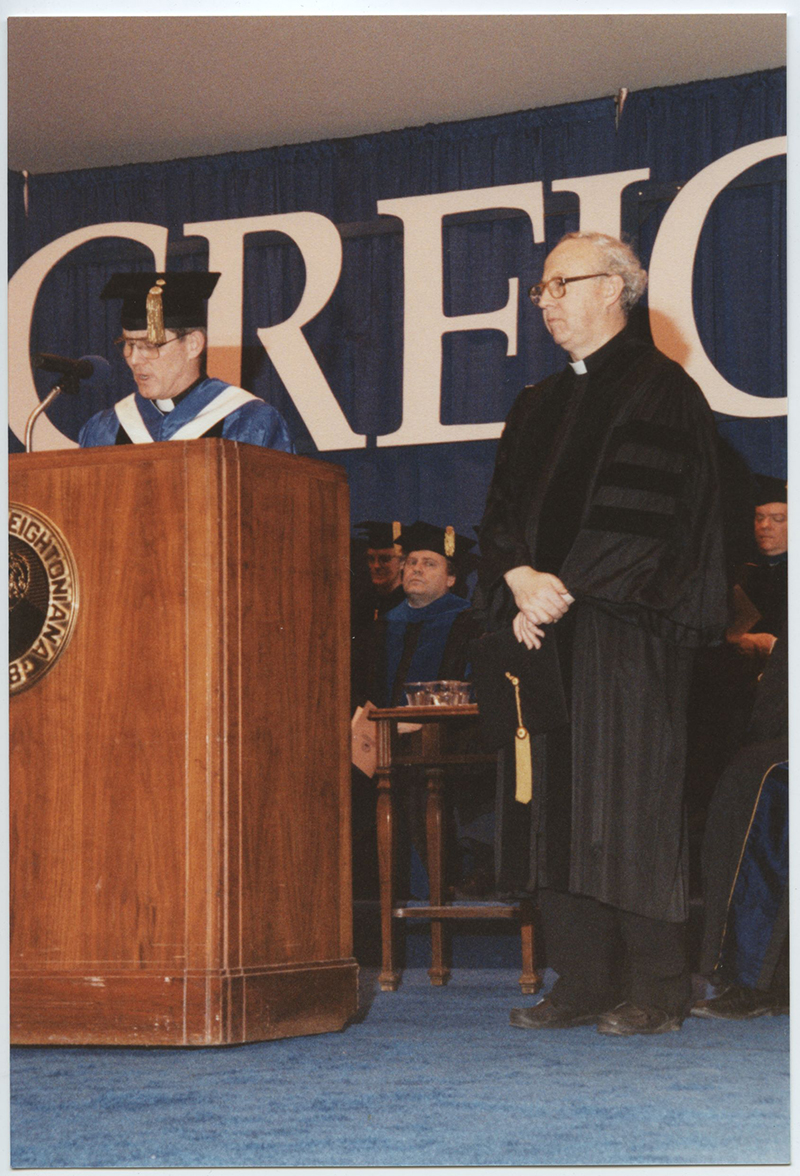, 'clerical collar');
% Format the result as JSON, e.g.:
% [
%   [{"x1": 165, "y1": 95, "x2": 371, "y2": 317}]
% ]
[
  {"x1": 570, "y1": 325, "x2": 631, "y2": 378},
  {"x1": 154, "y1": 375, "x2": 205, "y2": 414}
]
